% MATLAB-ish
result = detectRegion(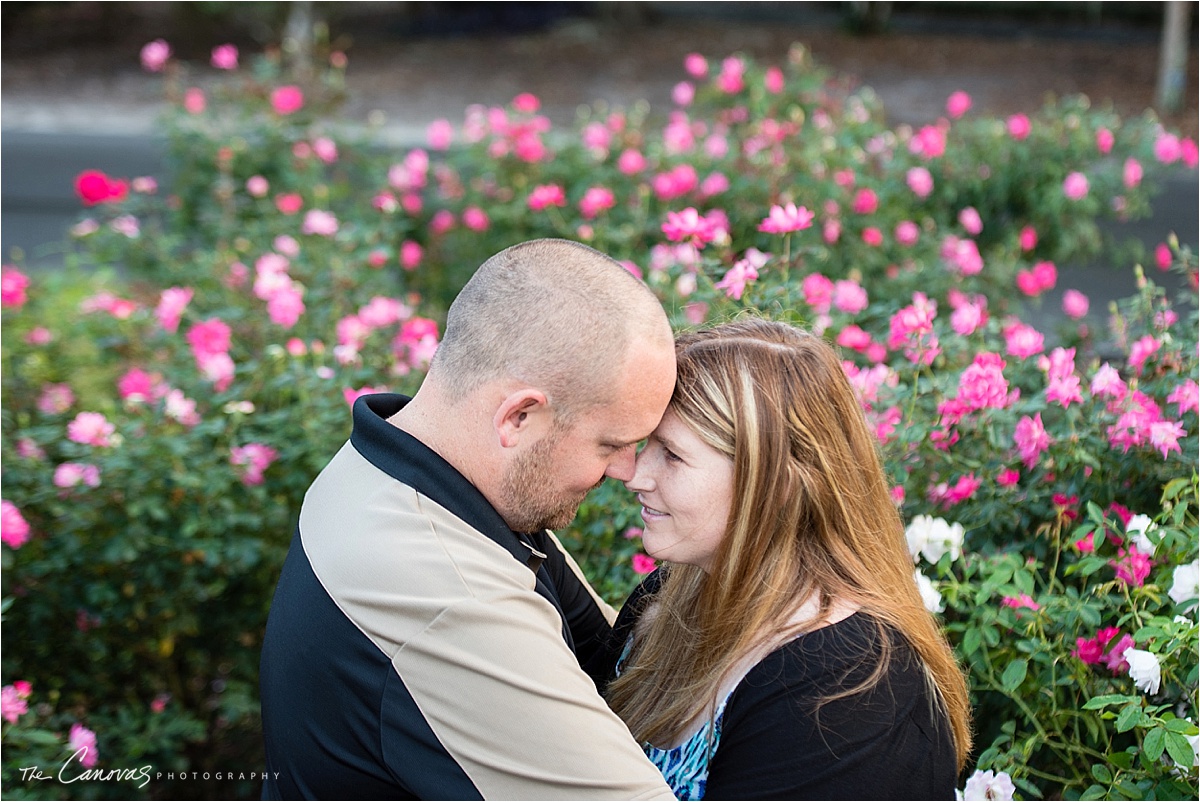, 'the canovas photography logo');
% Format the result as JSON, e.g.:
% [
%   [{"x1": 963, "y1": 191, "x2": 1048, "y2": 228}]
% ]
[{"x1": 17, "y1": 747, "x2": 278, "y2": 790}]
